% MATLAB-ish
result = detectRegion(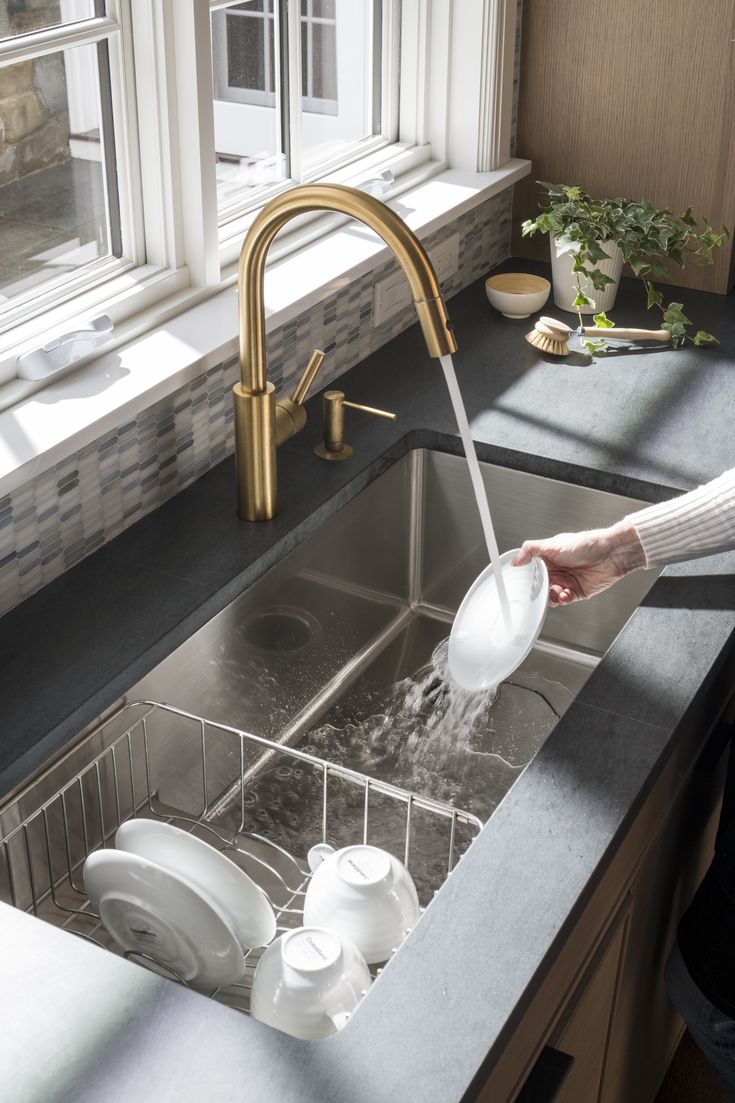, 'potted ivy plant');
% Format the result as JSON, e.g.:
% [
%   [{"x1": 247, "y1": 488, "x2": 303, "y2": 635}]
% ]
[{"x1": 521, "y1": 182, "x2": 728, "y2": 352}]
